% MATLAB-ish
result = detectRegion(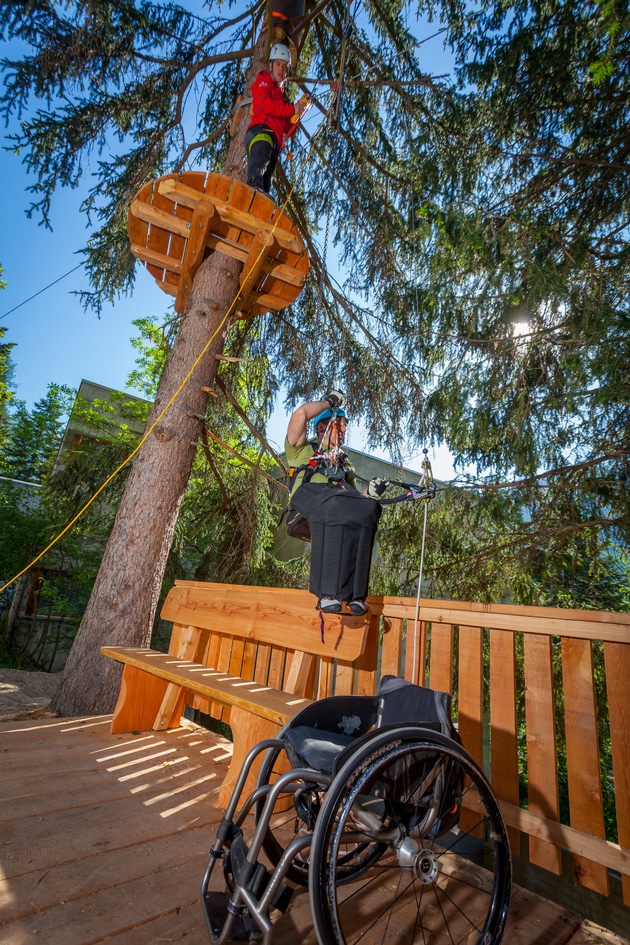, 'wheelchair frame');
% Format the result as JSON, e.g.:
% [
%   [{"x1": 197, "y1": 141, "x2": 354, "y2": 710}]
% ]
[{"x1": 201, "y1": 688, "x2": 512, "y2": 945}]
